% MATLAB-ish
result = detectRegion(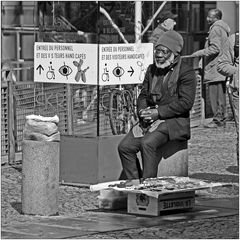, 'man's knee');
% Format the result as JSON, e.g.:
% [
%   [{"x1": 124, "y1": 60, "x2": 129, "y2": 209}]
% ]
[
  {"x1": 118, "y1": 139, "x2": 132, "y2": 154},
  {"x1": 141, "y1": 137, "x2": 154, "y2": 151},
  {"x1": 142, "y1": 133, "x2": 168, "y2": 151}
]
